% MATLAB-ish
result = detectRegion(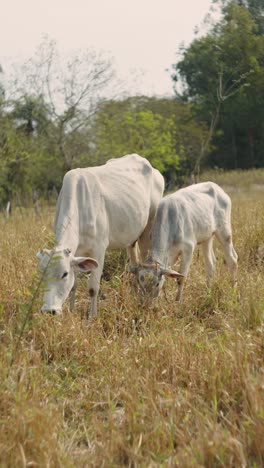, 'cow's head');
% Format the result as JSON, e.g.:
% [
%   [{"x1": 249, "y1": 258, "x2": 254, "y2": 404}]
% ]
[
  {"x1": 37, "y1": 248, "x2": 98, "y2": 315},
  {"x1": 131, "y1": 262, "x2": 184, "y2": 299}
]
